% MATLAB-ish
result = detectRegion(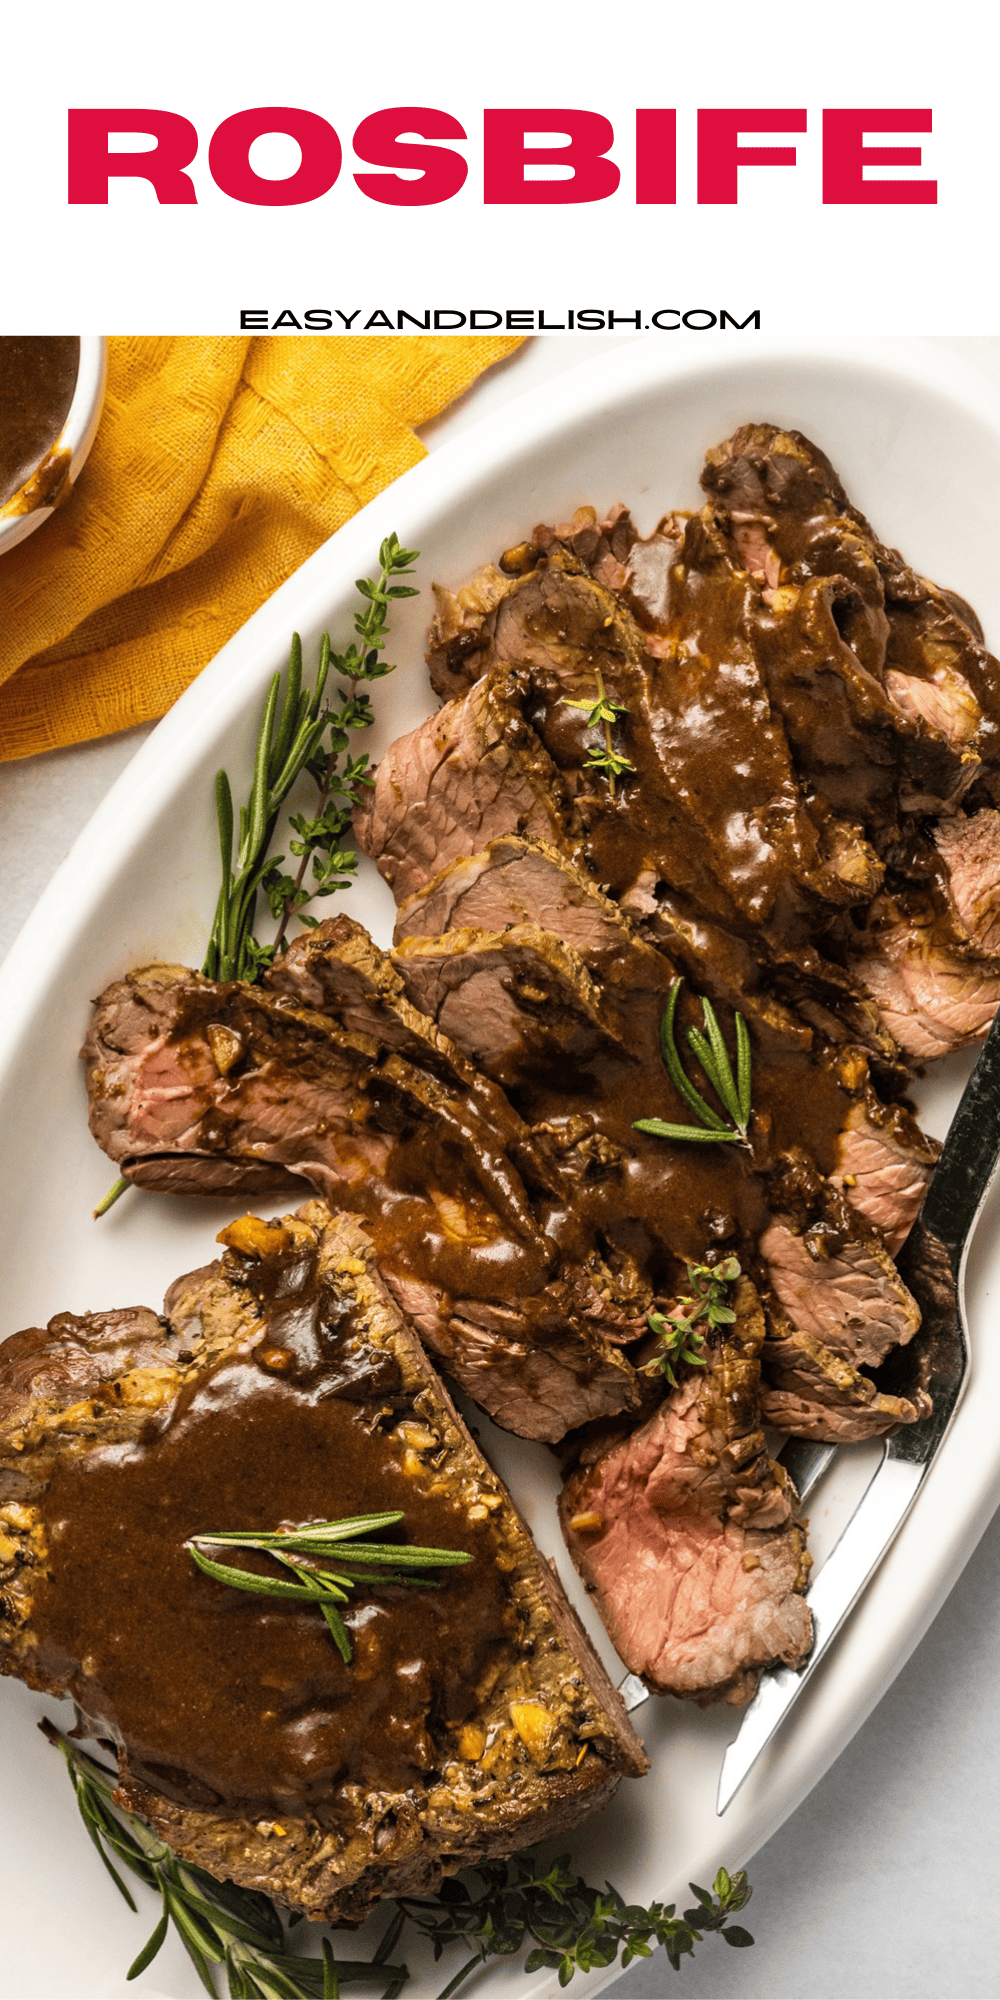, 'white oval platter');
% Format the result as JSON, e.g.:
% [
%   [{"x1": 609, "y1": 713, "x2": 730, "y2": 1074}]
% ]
[{"x1": 2, "y1": 336, "x2": 1000, "y2": 2000}]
